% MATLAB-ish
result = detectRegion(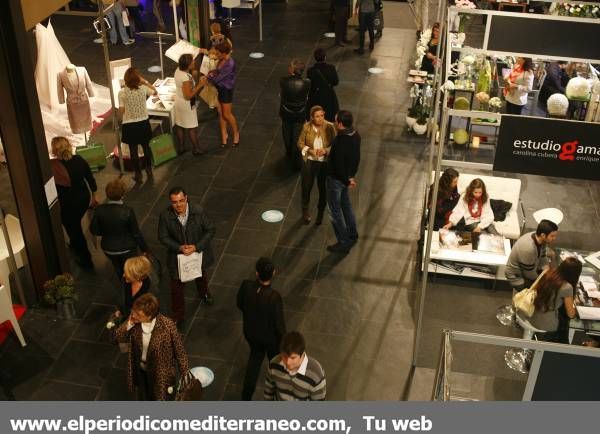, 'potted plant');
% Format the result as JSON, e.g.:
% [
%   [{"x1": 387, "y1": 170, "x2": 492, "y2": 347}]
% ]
[
  {"x1": 406, "y1": 105, "x2": 421, "y2": 128},
  {"x1": 413, "y1": 110, "x2": 429, "y2": 135},
  {"x1": 43, "y1": 273, "x2": 77, "y2": 319}
]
